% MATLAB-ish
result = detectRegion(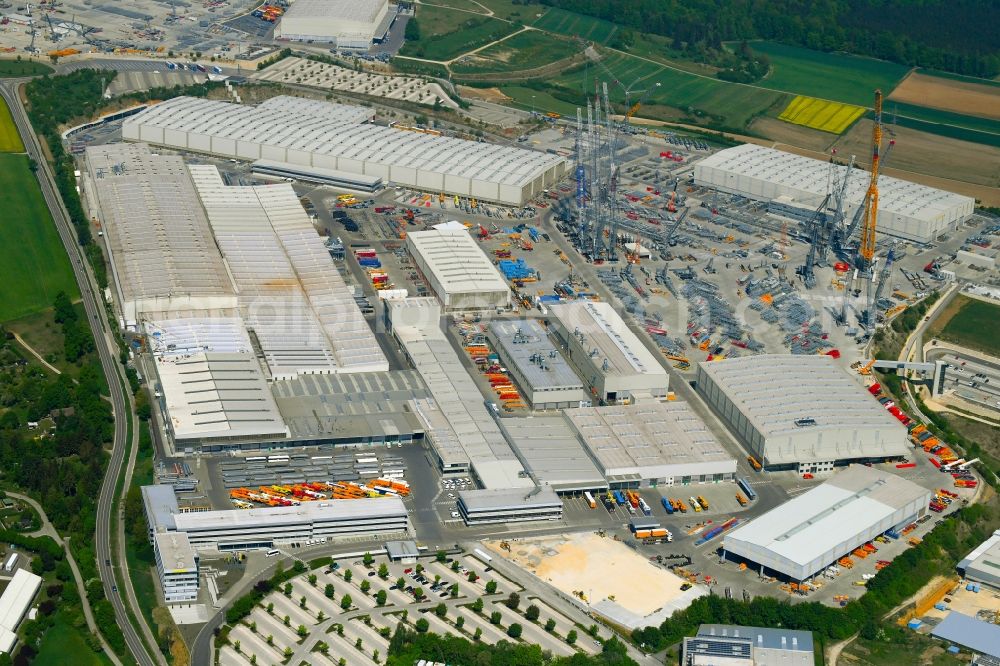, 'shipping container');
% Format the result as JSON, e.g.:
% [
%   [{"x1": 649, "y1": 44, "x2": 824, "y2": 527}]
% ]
[{"x1": 584, "y1": 491, "x2": 596, "y2": 509}]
